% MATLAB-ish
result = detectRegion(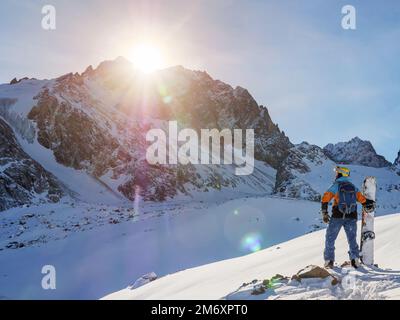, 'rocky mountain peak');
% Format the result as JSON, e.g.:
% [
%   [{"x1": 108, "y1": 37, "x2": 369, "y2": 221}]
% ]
[{"x1": 323, "y1": 137, "x2": 391, "y2": 168}]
